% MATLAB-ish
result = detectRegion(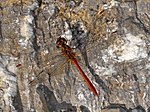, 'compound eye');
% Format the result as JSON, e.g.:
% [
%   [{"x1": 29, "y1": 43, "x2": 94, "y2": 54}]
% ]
[
  {"x1": 56, "y1": 42, "x2": 61, "y2": 48},
  {"x1": 56, "y1": 37, "x2": 61, "y2": 44},
  {"x1": 62, "y1": 38, "x2": 67, "y2": 44},
  {"x1": 56, "y1": 37, "x2": 67, "y2": 48}
]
